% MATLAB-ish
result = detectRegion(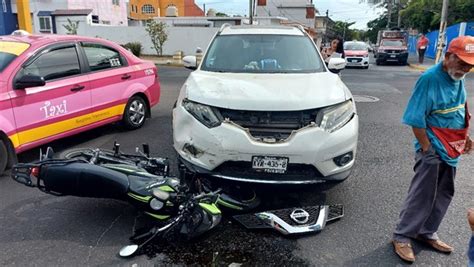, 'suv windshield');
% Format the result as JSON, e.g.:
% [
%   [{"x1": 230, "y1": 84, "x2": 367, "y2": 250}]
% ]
[
  {"x1": 344, "y1": 43, "x2": 367, "y2": 51},
  {"x1": 201, "y1": 34, "x2": 324, "y2": 73},
  {"x1": 381, "y1": 40, "x2": 404, "y2": 47},
  {"x1": 0, "y1": 41, "x2": 30, "y2": 72}
]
